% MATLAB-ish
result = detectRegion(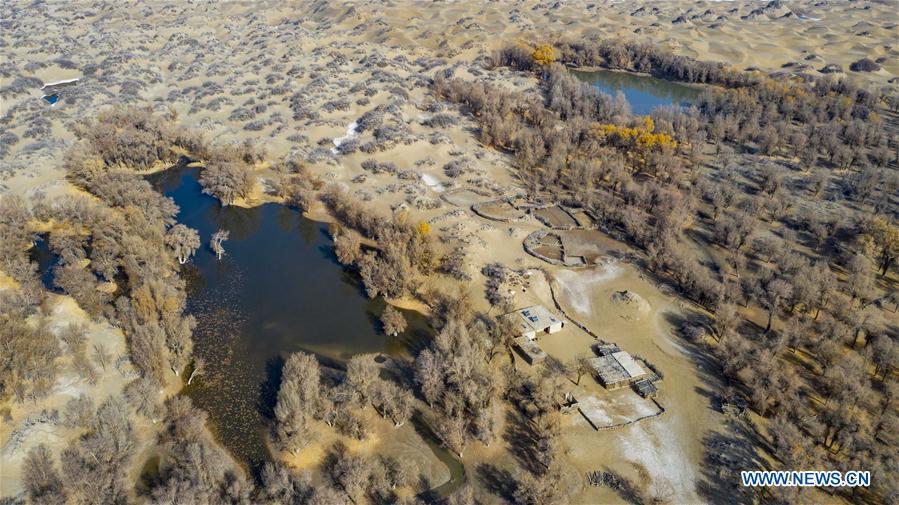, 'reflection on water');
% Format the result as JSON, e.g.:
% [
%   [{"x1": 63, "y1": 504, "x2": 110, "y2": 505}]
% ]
[
  {"x1": 148, "y1": 166, "x2": 432, "y2": 473},
  {"x1": 572, "y1": 68, "x2": 701, "y2": 115},
  {"x1": 411, "y1": 412, "x2": 466, "y2": 496},
  {"x1": 29, "y1": 234, "x2": 59, "y2": 292}
]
